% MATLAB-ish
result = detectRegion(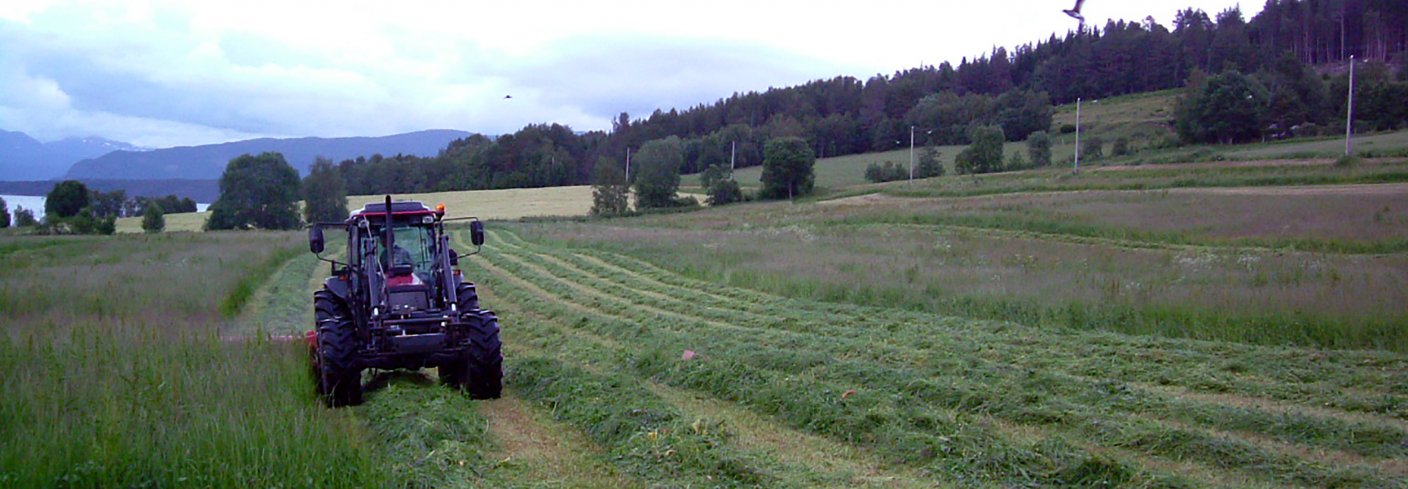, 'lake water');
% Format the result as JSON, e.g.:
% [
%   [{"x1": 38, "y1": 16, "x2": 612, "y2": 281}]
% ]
[{"x1": 1, "y1": 194, "x2": 210, "y2": 224}]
